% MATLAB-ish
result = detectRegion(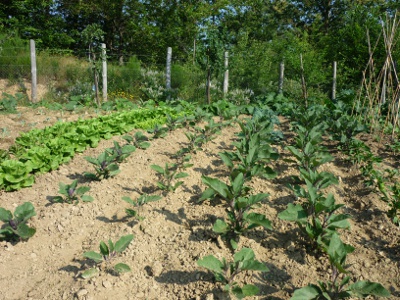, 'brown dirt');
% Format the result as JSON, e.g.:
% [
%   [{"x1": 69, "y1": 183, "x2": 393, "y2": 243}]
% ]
[{"x1": 0, "y1": 107, "x2": 399, "y2": 300}]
